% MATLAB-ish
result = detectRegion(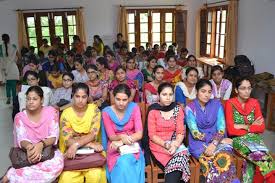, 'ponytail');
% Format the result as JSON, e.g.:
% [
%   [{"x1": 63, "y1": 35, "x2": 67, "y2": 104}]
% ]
[{"x1": 2, "y1": 34, "x2": 10, "y2": 57}]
